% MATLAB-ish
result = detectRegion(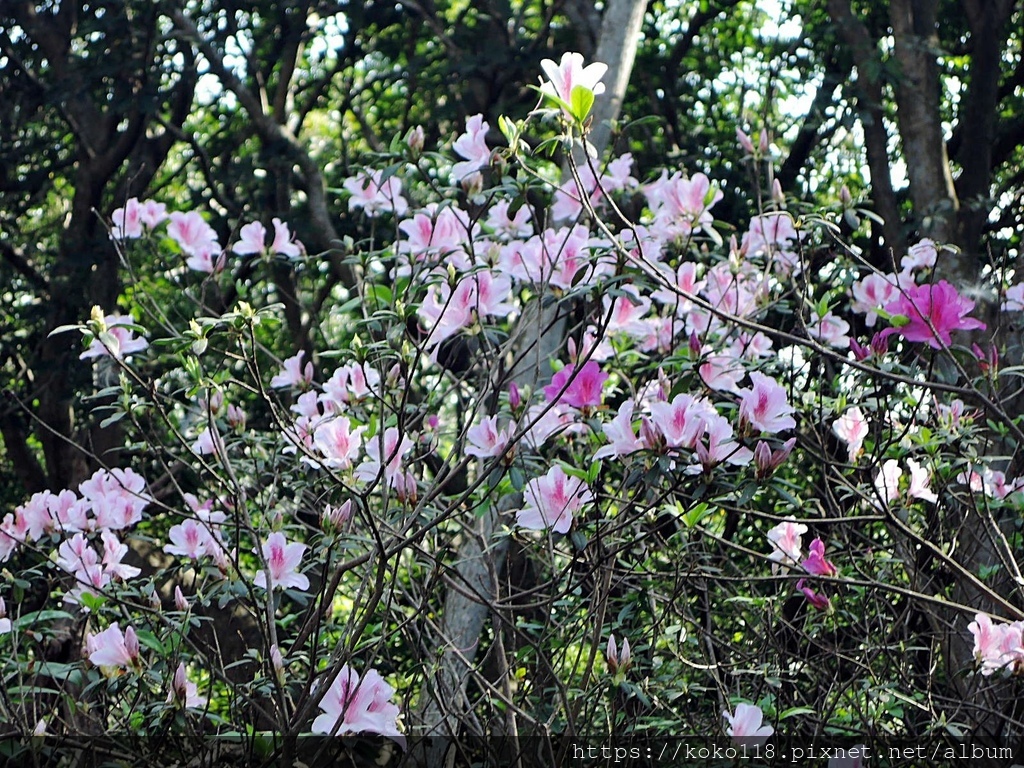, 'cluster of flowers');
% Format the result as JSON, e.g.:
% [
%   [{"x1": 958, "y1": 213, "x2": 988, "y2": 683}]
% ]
[
  {"x1": 968, "y1": 613, "x2": 1024, "y2": 676},
  {"x1": 111, "y1": 197, "x2": 304, "y2": 273},
  {"x1": 1, "y1": 468, "x2": 149, "y2": 606},
  {"x1": 766, "y1": 520, "x2": 838, "y2": 611}
]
